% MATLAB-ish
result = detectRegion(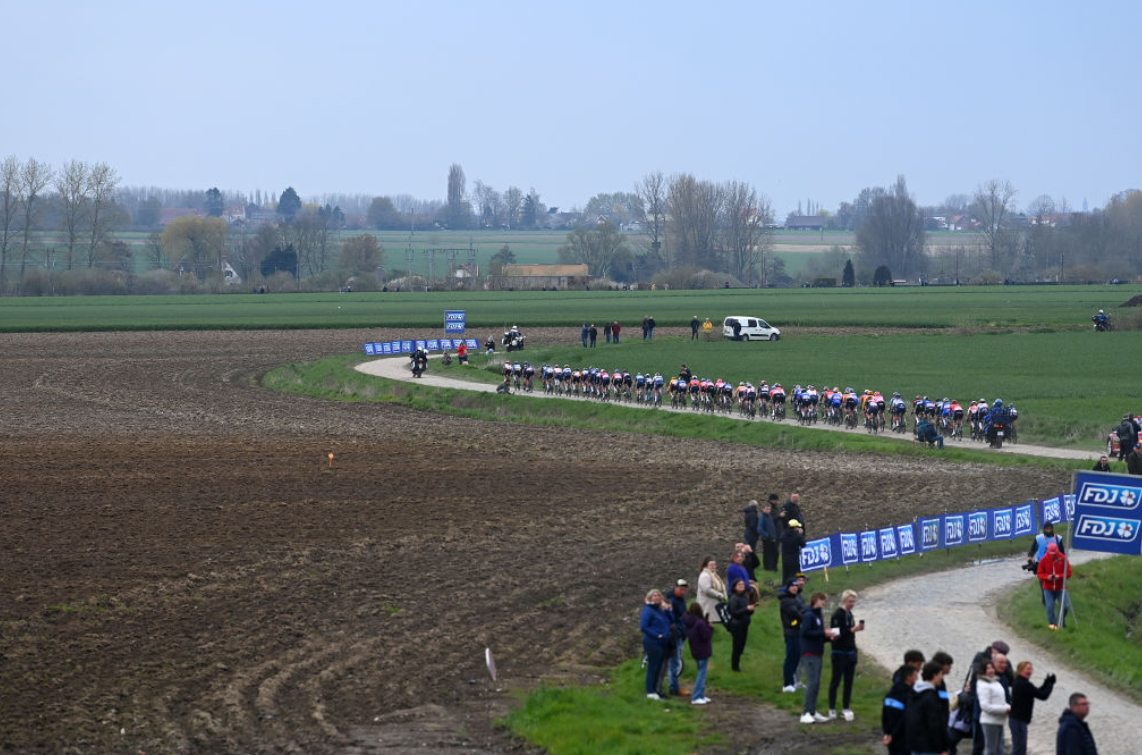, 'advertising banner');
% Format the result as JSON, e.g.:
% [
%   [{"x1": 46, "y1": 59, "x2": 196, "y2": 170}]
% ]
[
  {"x1": 967, "y1": 510, "x2": 989, "y2": 543},
  {"x1": 878, "y1": 527, "x2": 900, "y2": 560},
  {"x1": 919, "y1": 517, "x2": 942, "y2": 552},
  {"x1": 943, "y1": 514, "x2": 966, "y2": 548},
  {"x1": 897, "y1": 523, "x2": 917, "y2": 556},
  {"x1": 859, "y1": 530, "x2": 879, "y2": 563},
  {"x1": 1071, "y1": 471, "x2": 1142, "y2": 556},
  {"x1": 840, "y1": 532, "x2": 860, "y2": 566},
  {"x1": 991, "y1": 507, "x2": 1015, "y2": 540},
  {"x1": 1014, "y1": 502, "x2": 1036, "y2": 537},
  {"x1": 363, "y1": 339, "x2": 478, "y2": 355},
  {"x1": 445, "y1": 310, "x2": 466, "y2": 333},
  {"x1": 799, "y1": 535, "x2": 836, "y2": 573}
]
